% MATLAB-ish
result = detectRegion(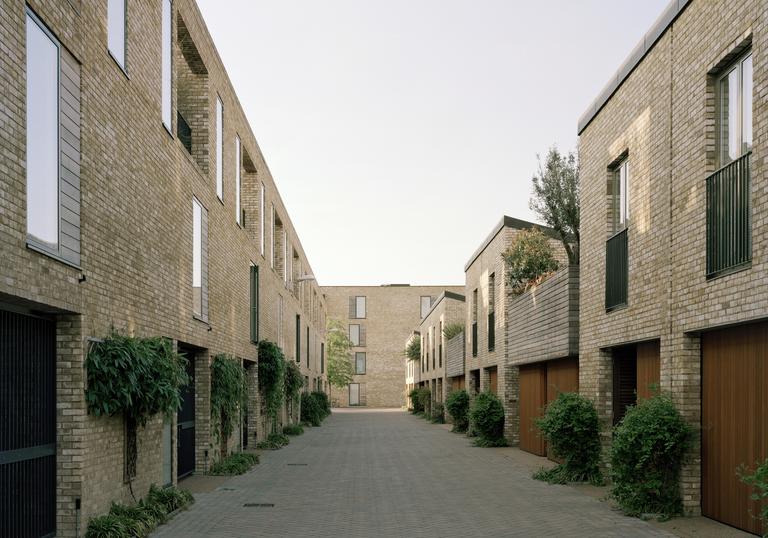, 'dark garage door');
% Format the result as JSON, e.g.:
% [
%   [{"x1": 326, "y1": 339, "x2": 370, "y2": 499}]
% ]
[{"x1": 0, "y1": 309, "x2": 56, "y2": 538}]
